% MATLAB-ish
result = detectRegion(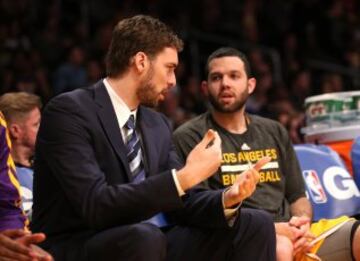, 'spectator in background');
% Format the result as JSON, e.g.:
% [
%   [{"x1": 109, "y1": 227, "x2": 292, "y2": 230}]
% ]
[
  {"x1": 246, "y1": 71, "x2": 273, "y2": 115},
  {"x1": 86, "y1": 59, "x2": 104, "y2": 85},
  {"x1": 1, "y1": 50, "x2": 52, "y2": 103},
  {"x1": 53, "y1": 45, "x2": 87, "y2": 95},
  {"x1": 290, "y1": 70, "x2": 312, "y2": 111},
  {"x1": 179, "y1": 76, "x2": 206, "y2": 115},
  {"x1": 320, "y1": 72, "x2": 344, "y2": 93},
  {"x1": 158, "y1": 87, "x2": 191, "y2": 129},
  {"x1": 0, "y1": 111, "x2": 52, "y2": 261},
  {"x1": 0, "y1": 92, "x2": 42, "y2": 218}
]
